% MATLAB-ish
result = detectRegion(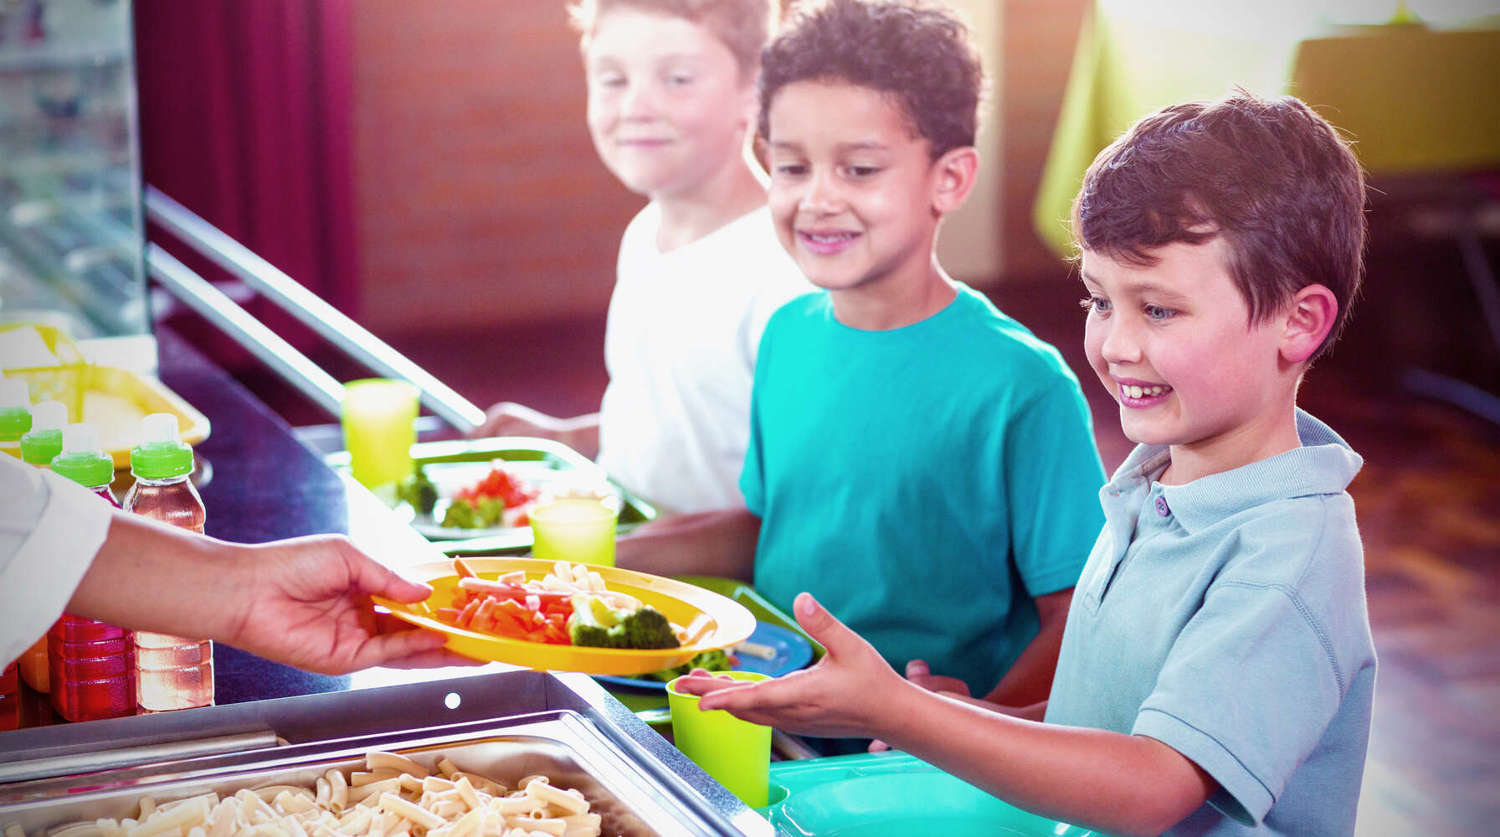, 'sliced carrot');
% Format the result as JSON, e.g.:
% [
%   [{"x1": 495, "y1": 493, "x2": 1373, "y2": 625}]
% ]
[
  {"x1": 452, "y1": 557, "x2": 478, "y2": 578},
  {"x1": 455, "y1": 598, "x2": 482, "y2": 629}
]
